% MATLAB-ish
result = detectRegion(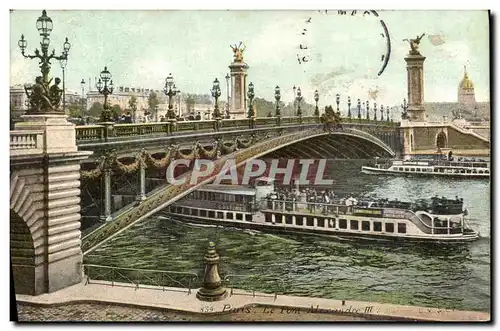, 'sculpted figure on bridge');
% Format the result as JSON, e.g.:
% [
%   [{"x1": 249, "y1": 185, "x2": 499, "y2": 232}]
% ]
[
  {"x1": 230, "y1": 41, "x2": 246, "y2": 62},
  {"x1": 25, "y1": 76, "x2": 55, "y2": 113},
  {"x1": 403, "y1": 33, "x2": 425, "y2": 55}
]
